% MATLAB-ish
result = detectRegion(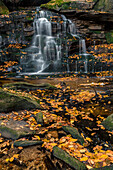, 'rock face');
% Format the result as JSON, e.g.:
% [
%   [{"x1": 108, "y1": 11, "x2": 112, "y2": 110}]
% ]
[
  {"x1": 0, "y1": 89, "x2": 41, "y2": 112},
  {"x1": 53, "y1": 146, "x2": 87, "y2": 170},
  {"x1": 0, "y1": 120, "x2": 35, "y2": 139},
  {"x1": 101, "y1": 114, "x2": 113, "y2": 131}
]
